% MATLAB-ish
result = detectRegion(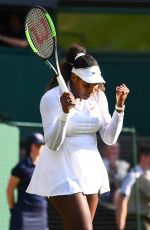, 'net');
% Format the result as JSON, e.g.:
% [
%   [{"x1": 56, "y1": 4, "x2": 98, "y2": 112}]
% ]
[{"x1": 25, "y1": 7, "x2": 54, "y2": 59}]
